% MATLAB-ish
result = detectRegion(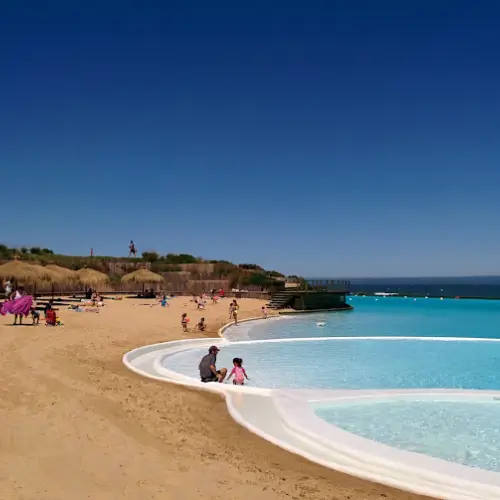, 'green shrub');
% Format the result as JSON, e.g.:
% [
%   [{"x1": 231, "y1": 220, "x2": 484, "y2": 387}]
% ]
[
  {"x1": 165, "y1": 253, "x2": 198, "y2": 264},
  {"x1": 142, "y1": 251, "x2": 159, "y2": 263}
]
